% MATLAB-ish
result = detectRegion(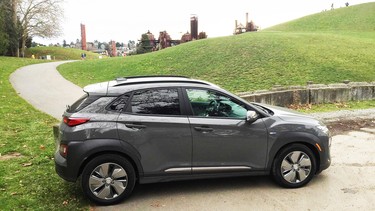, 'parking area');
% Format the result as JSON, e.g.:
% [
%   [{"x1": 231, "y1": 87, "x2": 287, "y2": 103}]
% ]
[{"x1": 96, "y1": 127, "x2": 375, "y2": 211}]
